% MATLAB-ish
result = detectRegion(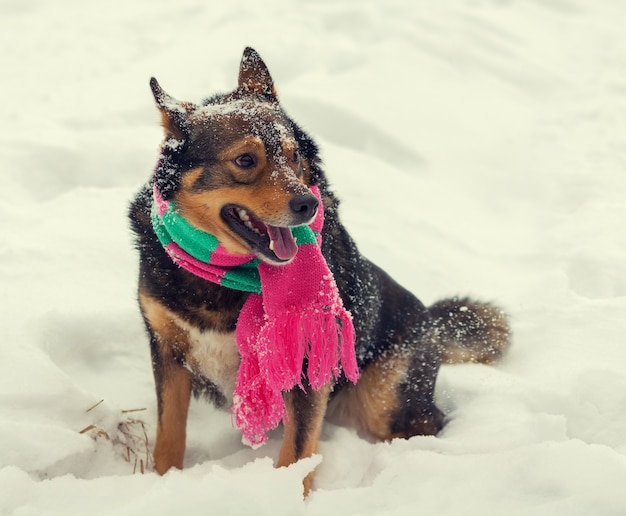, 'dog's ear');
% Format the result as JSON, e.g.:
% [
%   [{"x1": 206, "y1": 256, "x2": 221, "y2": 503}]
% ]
[
  {"x1": 150, "y1": 77, "x2": 192, "y2": 140},
  {"x1": 238, "y1": 47, "x2": 277, "y2": 99}
]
